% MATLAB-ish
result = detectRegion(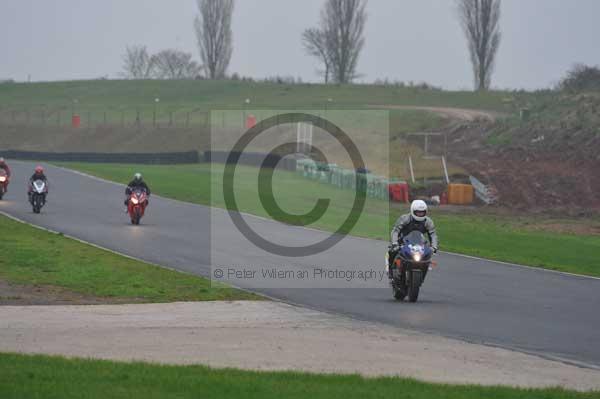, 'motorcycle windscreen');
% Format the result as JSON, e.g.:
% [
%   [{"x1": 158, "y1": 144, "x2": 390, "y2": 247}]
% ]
[{"x1": 403, "y1": 231, "x2": 427, "y2": 246}]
